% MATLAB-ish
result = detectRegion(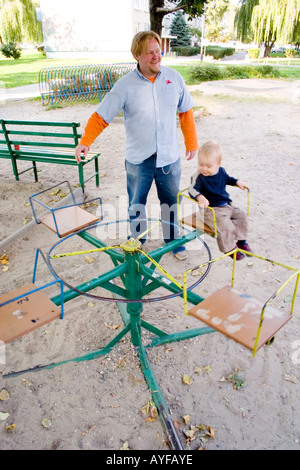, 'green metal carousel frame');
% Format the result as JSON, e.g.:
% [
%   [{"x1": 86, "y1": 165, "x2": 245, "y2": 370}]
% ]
[{"x1": 4, "y1": 217, "x2": 215, "y2": 450}]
